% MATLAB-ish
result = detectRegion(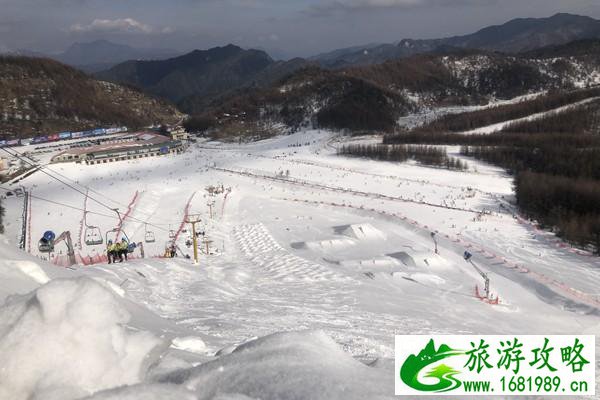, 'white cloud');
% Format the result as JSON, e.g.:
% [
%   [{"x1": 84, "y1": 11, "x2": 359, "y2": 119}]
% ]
[{"x1": 69, "y1": 18, "x2": 171, "y2": 34}]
